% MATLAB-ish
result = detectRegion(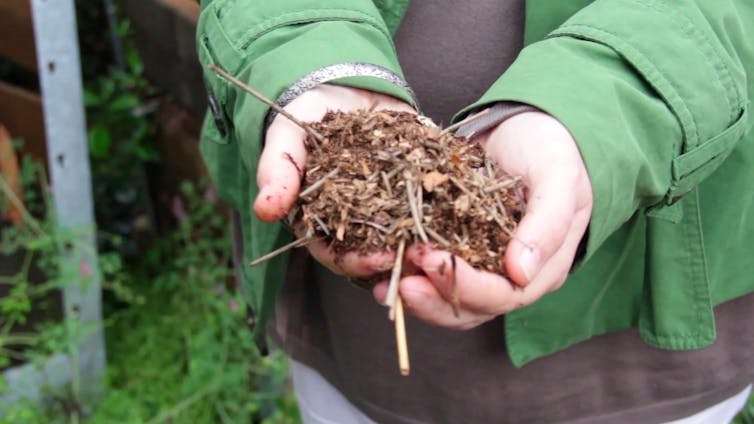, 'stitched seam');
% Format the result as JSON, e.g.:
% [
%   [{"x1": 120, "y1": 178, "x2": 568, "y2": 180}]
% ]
[
  {"x1": 221, "y1": 9, "x2": 389, "y2": 52},
  {"x1": 632, "y1": 0, "x2": 741, "y2": 123},
  {"x1": 683, "y1": 190, "x2": 706, "y2": 338},
  {"x1": 551, "y1": 24, "x2": 696, "y2": 153}
]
